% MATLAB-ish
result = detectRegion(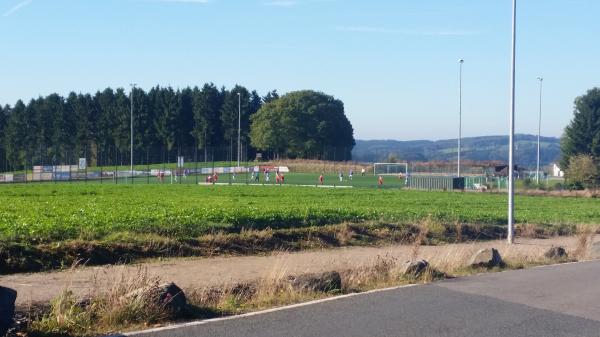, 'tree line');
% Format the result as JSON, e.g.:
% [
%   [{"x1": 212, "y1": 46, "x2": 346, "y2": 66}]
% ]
[
  {"x1": 0, "y1": 84, "x2": 280, "y2": 168},
  {"x1": 0, "y1": 85, "x2": 356, "y2": 170}
]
